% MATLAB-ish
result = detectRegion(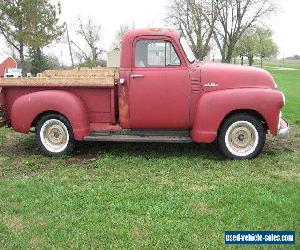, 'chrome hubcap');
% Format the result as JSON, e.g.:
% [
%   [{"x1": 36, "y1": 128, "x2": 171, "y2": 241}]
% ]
[
  {"x1": 45, "y1": 124, "x2": 67, "y2": 146},
  {"x1": 40, "y1": 119, "x2": 69, "y2": 153},
  {"x1": 225, "y1": 121, "x2": 259, "y2": 157}
]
